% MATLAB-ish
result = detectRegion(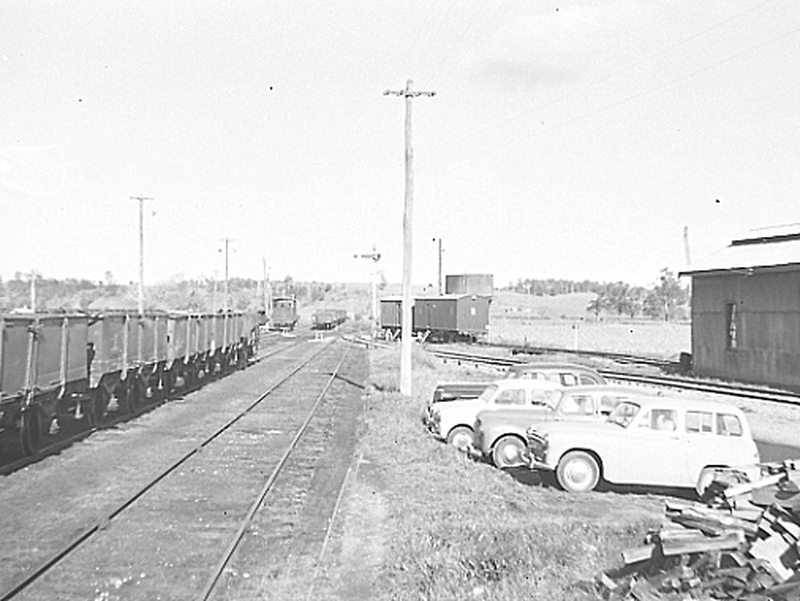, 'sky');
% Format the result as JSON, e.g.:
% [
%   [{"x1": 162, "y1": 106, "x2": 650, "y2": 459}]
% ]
[{"x1": 1, "y1": 0, "x2": 798, "y2": 290}]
